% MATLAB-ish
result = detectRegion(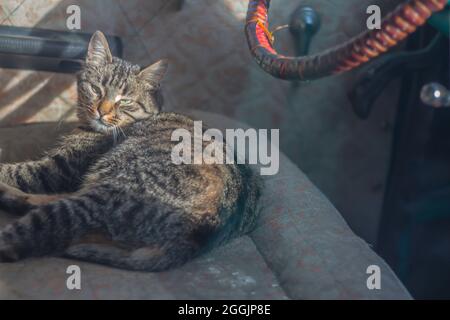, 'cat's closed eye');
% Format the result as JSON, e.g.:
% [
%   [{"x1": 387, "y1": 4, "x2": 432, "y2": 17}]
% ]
[
  {"x1": 120, "y1": 99, "x2": 134, "y2": 106},
  {"x1": 81, "y1": 81, "x2": 103, "y2": 98},
  {"x1": 88, "y1": 83, "x2": 103, "y2": 97}
]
